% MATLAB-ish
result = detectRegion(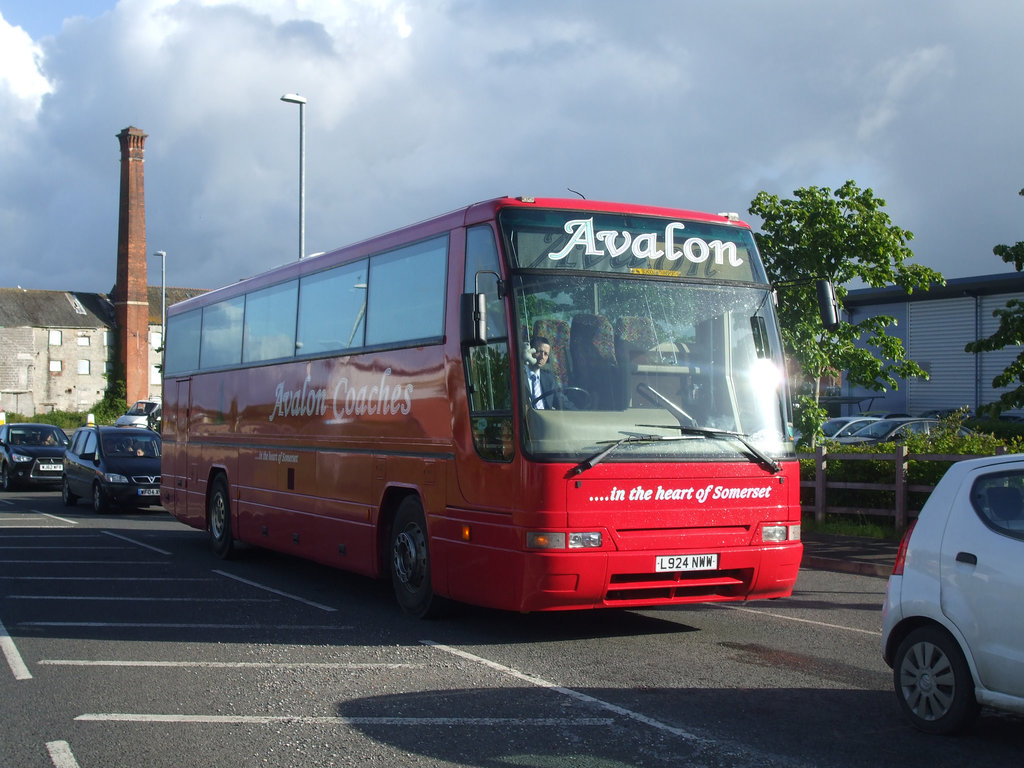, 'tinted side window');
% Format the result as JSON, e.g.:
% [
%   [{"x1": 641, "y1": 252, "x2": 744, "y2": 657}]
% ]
[
  {"x1": 971, "y1": 470, "x2": 1024, "y2": 540},
  {"x1": 81, "y1": 431, "x2": 98, "y2": 456},
  {"x1": 165, "y1": 309, "x2": 202, "y2": 375},
  {"x1": 366, "y1": 236, "x2": 448, "y2": 346},
  {"x1": 200, "y1": 297, "x2": 245, "y2": 369},
  {"x1": 296, "y1": 260, "x2": 369, "y2": 355},
  {"x1": 243, "y1": 280, "x2": 298, "y2": 363}
]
